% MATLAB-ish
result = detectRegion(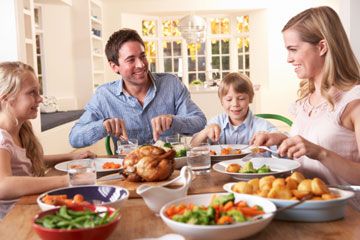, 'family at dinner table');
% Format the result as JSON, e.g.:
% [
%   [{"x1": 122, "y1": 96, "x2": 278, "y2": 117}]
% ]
[{"x1": 0, "y1": 5, "x2": 359, "y2": 221}]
